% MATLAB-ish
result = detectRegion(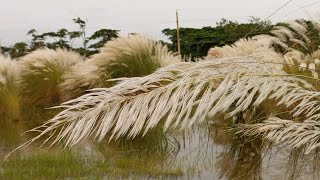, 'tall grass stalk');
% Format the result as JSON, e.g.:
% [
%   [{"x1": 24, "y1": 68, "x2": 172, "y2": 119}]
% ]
[
  {"x1": 60, "y1": 34, "x2": 180, "y2": 101},
  {"x1": 11, "y1": 20, "x2": 320, "y2": 157},
  {"x1": 19, "y1": 48, "x2": 83, "y2": 105},
  {"x1": 0, "y1": 55, "x2": 20, "y2": 120}
]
